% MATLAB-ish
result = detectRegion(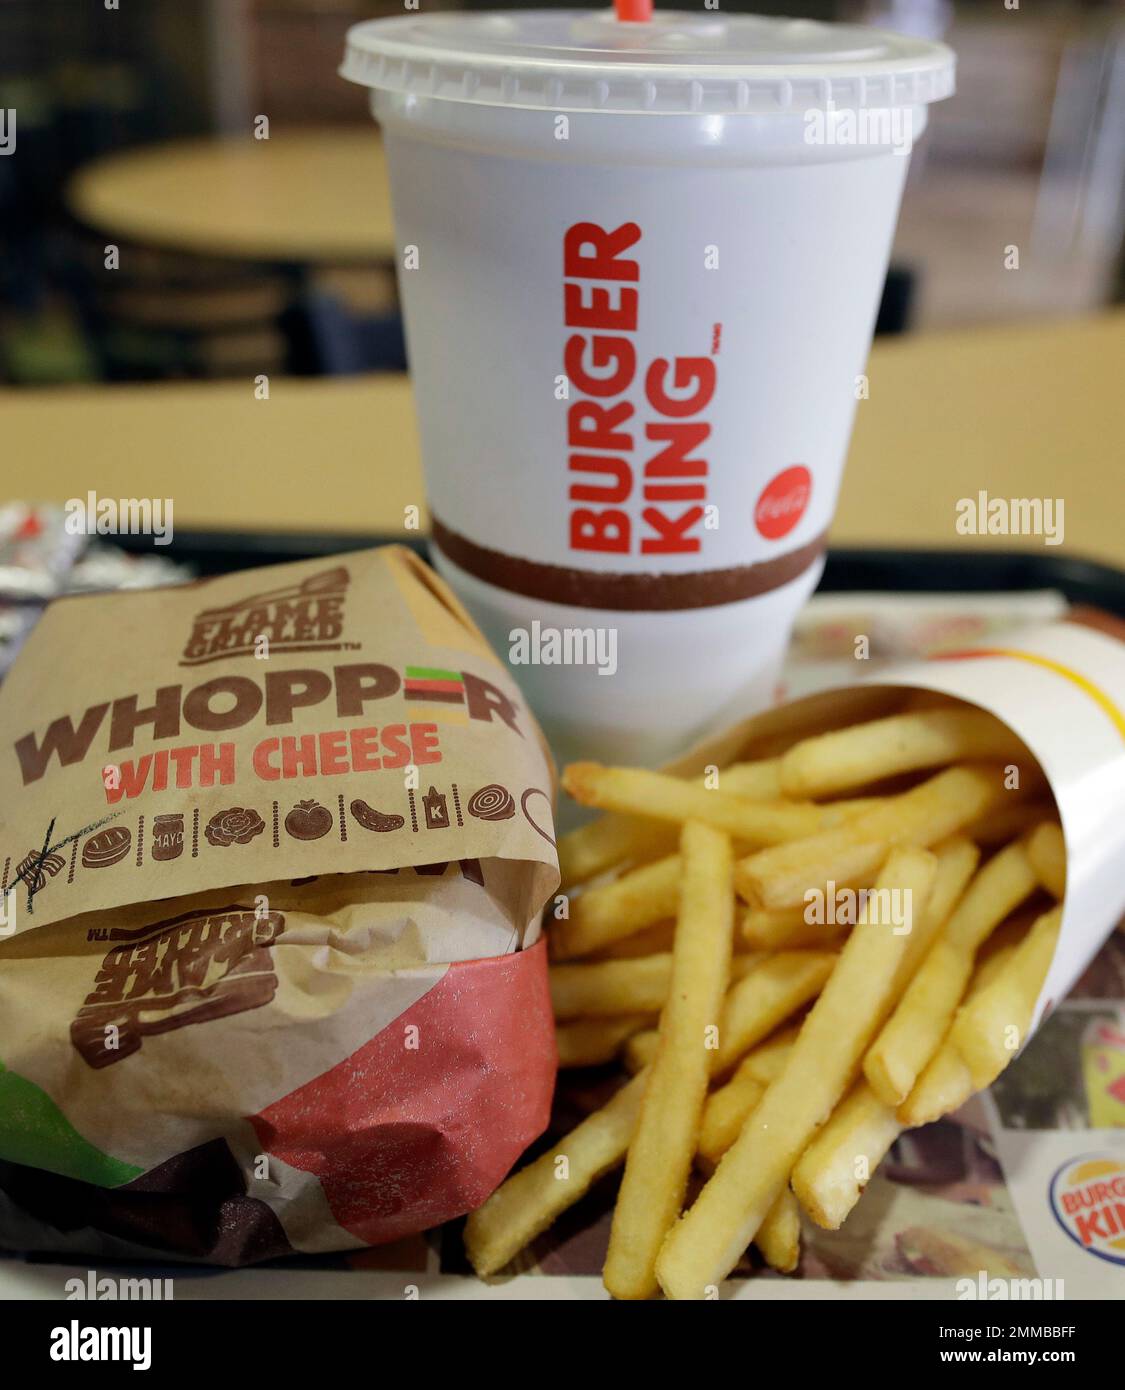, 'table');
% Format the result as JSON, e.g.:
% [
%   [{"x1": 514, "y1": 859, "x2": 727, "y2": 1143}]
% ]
[
  {"x1": 66, "y1": 129, "x2": 395, "y2": 266},
  {"x1": 3, "y1": 312, "x2": 1123, "y2": 569}
]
